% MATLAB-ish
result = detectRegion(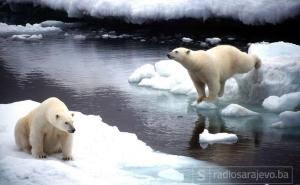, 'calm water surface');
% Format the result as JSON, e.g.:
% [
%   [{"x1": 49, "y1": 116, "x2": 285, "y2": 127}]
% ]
[{"x1": 1, "y1": 33, "x2": 300, "y2": 183}]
